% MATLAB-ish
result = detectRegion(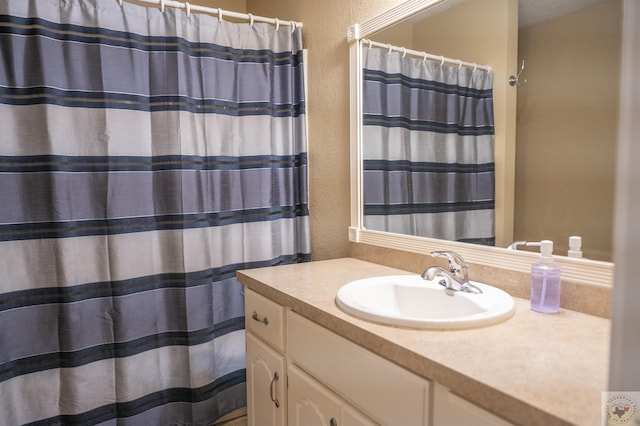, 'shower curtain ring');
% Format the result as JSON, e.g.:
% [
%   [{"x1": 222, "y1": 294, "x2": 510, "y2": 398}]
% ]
[
  {"x1": 218, "y1": 9, "x2": 224, "y2": 22},
  {"x1": 387, "y1": 44, "x2": 392, "y2": 55},
  {"x1": 185, "y1": 2, "x2": 191, "y2": 17},
  {"x1": 440, "y1": 56, "x2": 445, "y2": 66},
  {"x1": 458, "y1": 59, "x2": 463, "y2": 69},
  {"x1": 423, "y1": 52, "x2": 428, "y2": 62},
  {"x1": 248, "y1": 13, "x2": 254, "y2": 27},
  {"x1": 290, "y1": 21, "x2": 296, "y2": 33},
  {"x1": 401, "y1": 47, "x2": 407, "y2": 58},
  {"x1": 473, "y1": 63, "x2": 478, "y2": 72},
  {"x1": 117, "y1": 0, "x2": 123, "y2": 6},
  {"x1": 159, "y1": 0, "x2": 165, "y2": 12},
  {"x1": 275, "y1": 18, "x2": 280, "y2": 31}
]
